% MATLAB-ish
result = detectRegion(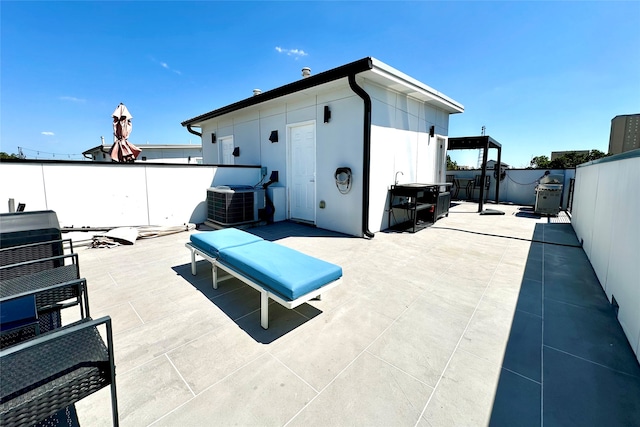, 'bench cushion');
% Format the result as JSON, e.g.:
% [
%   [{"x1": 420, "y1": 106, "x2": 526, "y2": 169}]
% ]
[
  {"x1": 219, "y1": 240, "x2": 342, "y2": 301},
  {"x1": 190, "y1": 229, "x2": 263, "y2": 257}
]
